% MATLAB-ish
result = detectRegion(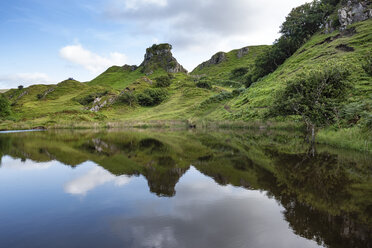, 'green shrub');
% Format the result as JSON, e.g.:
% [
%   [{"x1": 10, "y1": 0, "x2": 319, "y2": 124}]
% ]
[
  {"x1": 137, "y1": 88, "x2": 168, "y2": 106},
  {"x1": 230, "y1": 67, "x2": 249, "y2": 80},
  {"x1": 77, "y1": 91, "x2": 108, "y2": 105},
  {"x1": 196, "y1": 80, "x2": 212, "y2": 89},
  {"x1": 37, "y1": 93, "x2": 43, "y2": 100},
  {"x1": 0, "y1": 95, "x2": 11, "y2": 118},
  {"x1": 362, "y1": 53, "x2": 372, "y2": 76},
  {"x1": 202, "y1": 91, "x2": 234, "y2": 106},
  {"x1": 118, "y1": 92, "x2": 137, "y2": 106},
  {"x1": 154, "y1": 75, "x2": 172, "y2": 87},
  {"x1": 219, "y1": 80, "x2": 242, "y2": 88},
  {"x1": 270, "y1": 64, "x2": 351, "y2": 133},
  {"x1": 232, "y1": 88, "x2": 246, "y2": 96}
]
